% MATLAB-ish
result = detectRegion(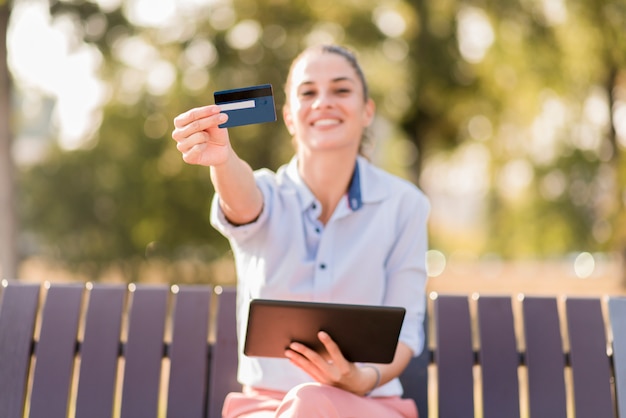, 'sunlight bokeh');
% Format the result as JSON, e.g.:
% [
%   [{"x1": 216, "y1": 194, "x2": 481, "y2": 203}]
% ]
[{"x1": 8, "y1": 1, "x2": 107, "y2": 152}]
